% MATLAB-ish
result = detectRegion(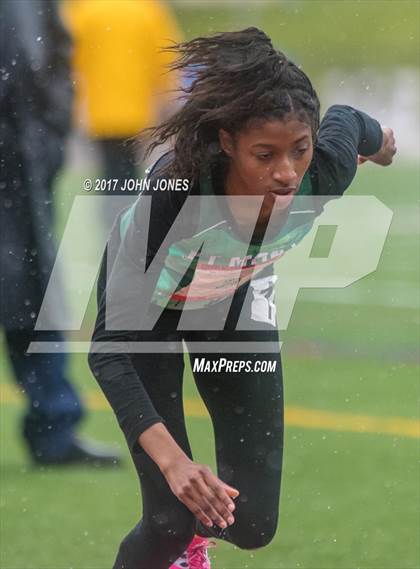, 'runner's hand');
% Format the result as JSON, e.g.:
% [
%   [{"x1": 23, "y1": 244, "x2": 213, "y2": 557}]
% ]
[
  {"x1": 163, "y1": 457, "x2": 239, "y2": 529},
  {"x1": 358, "y1": 126, "x2": 396, "y2": 166}
]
